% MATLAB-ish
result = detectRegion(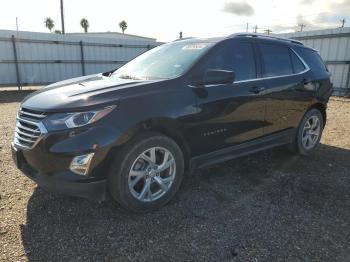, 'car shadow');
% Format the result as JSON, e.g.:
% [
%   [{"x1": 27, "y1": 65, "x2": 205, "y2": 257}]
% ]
[
  {"x1": 0, "y1": 90, "x2": 35, "y2": 103},
  {"x1": 20, "y1": 144, "x2": 350, "y2": 261}
]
